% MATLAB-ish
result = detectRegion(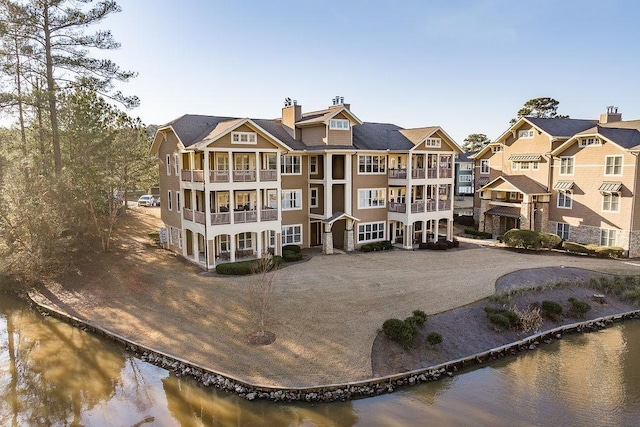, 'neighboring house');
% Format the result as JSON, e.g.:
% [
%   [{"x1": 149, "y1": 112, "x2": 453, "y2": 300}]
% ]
[
  {"x1": 472, "y1": 107, "x2": 640, "y2": 257},
  {"x1": 150, "y1": 97, "x2": 462, "y2": 269},
  {"x1": 455, "y1": 152, "x2": 475, "y2": 196}
]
